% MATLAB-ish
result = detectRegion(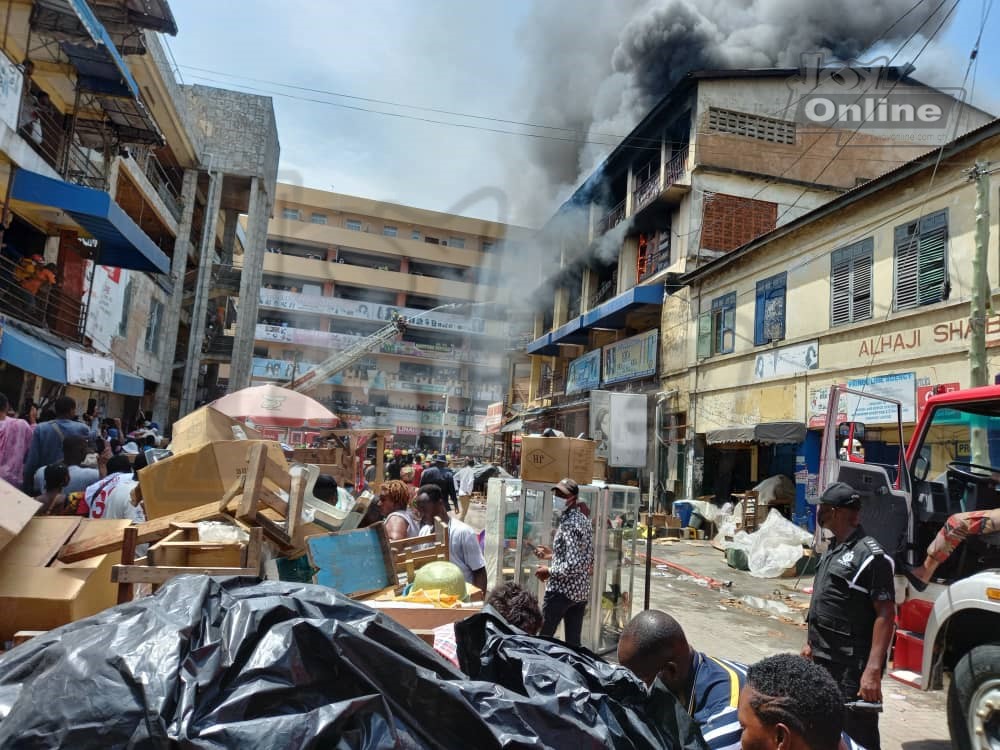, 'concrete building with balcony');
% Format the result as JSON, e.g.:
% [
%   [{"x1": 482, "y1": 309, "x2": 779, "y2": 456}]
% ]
[
  {"x1": 0, "y1": 0, "x2": 278, "y2": 429},
  {"x1": 225, "y1": 183, "x2": 521, "y2": 452},
  {"x1": 517, "y1": 67, "x2": 992, "y2": 493}
]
